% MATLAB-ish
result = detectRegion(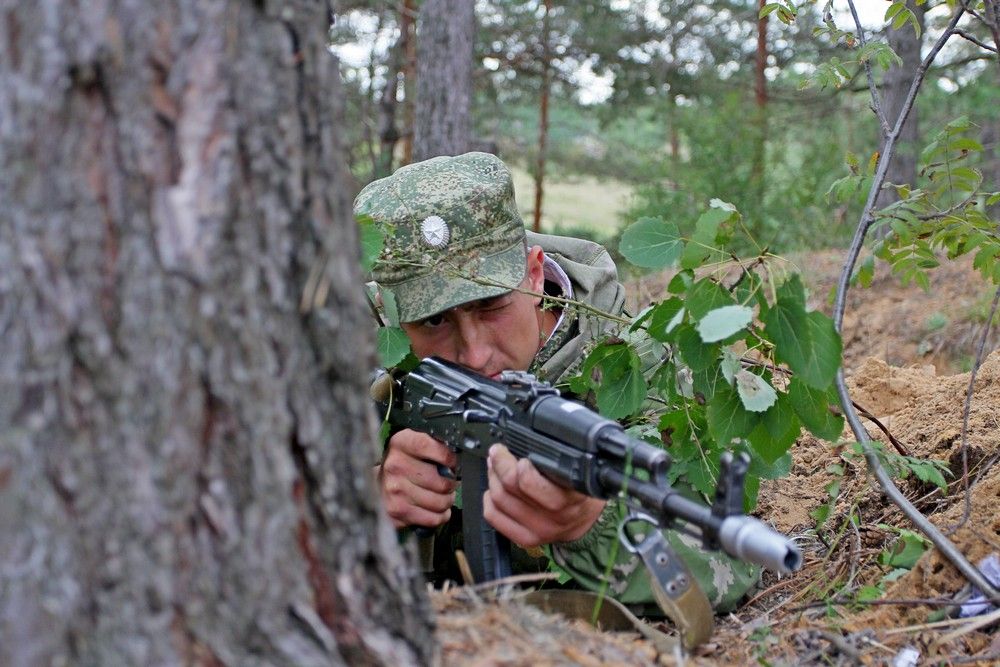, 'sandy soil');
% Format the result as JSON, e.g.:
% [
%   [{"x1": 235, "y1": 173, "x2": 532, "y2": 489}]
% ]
[{"x1": 431, "y1": 252, "x2": 1000, "y2": 666}]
